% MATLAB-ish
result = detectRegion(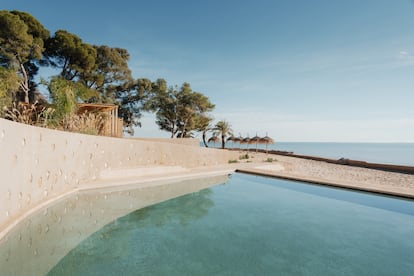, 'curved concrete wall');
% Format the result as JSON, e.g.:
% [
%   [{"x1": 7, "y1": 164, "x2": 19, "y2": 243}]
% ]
[
  {"x1": 0, "y1": 118, "x2": 236, "y2": 234},
  {"x1": 132, "y1": 137, "x2": 201, "y2": 147}
]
